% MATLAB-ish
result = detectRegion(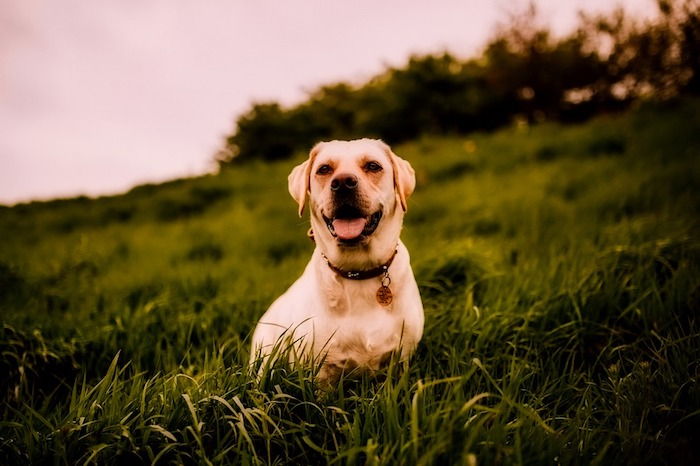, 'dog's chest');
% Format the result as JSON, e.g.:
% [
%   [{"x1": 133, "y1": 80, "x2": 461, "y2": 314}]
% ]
[
  {"x1": 314, "y1": 255, "x2": 418, "y2": 369},
  {"x1": 324, "y1": 276, "x2": 390, "y2": 313},
  {"x1": 322, "y1": 303, "x2": 404, "y2": 368}
]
